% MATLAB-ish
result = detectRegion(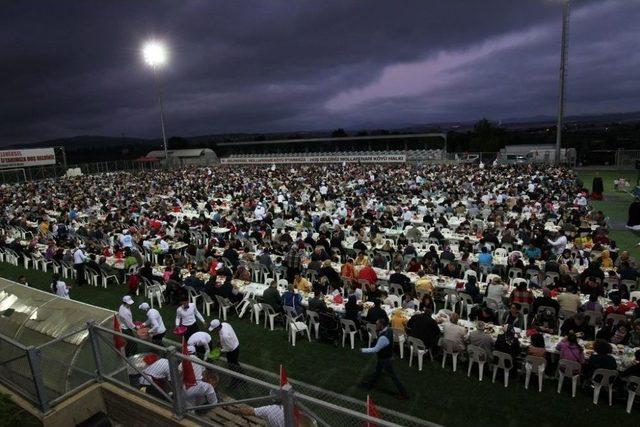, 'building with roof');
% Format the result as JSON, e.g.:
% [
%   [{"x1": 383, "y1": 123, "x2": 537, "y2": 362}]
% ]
[{"x1": 145, "y1": 148, "x2": 217, "y2": 166}]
